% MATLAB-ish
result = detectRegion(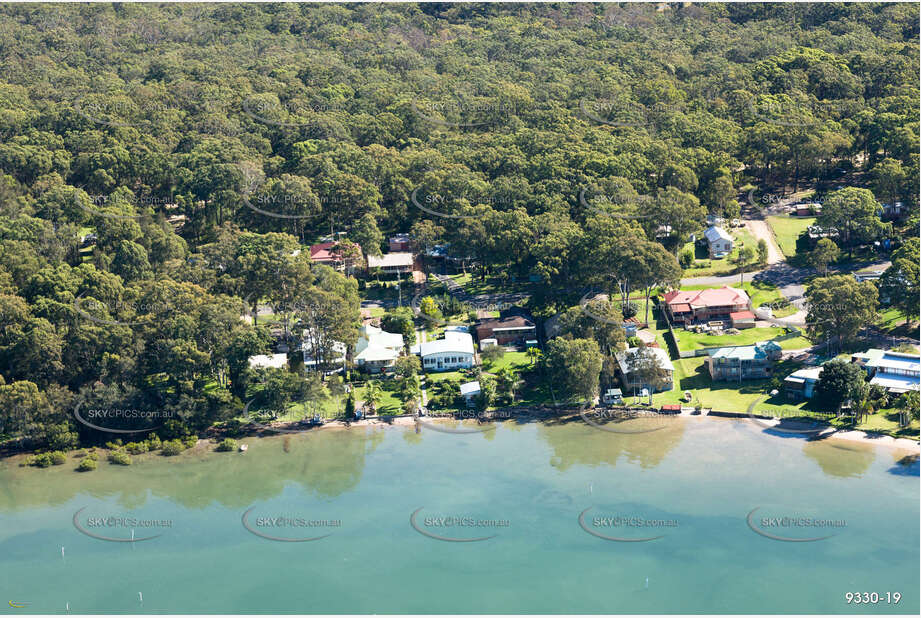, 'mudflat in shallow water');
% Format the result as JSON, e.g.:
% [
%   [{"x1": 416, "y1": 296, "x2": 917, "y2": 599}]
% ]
[{"x1": 0, "y1": 416, "x2": 918, "y2": 614}]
